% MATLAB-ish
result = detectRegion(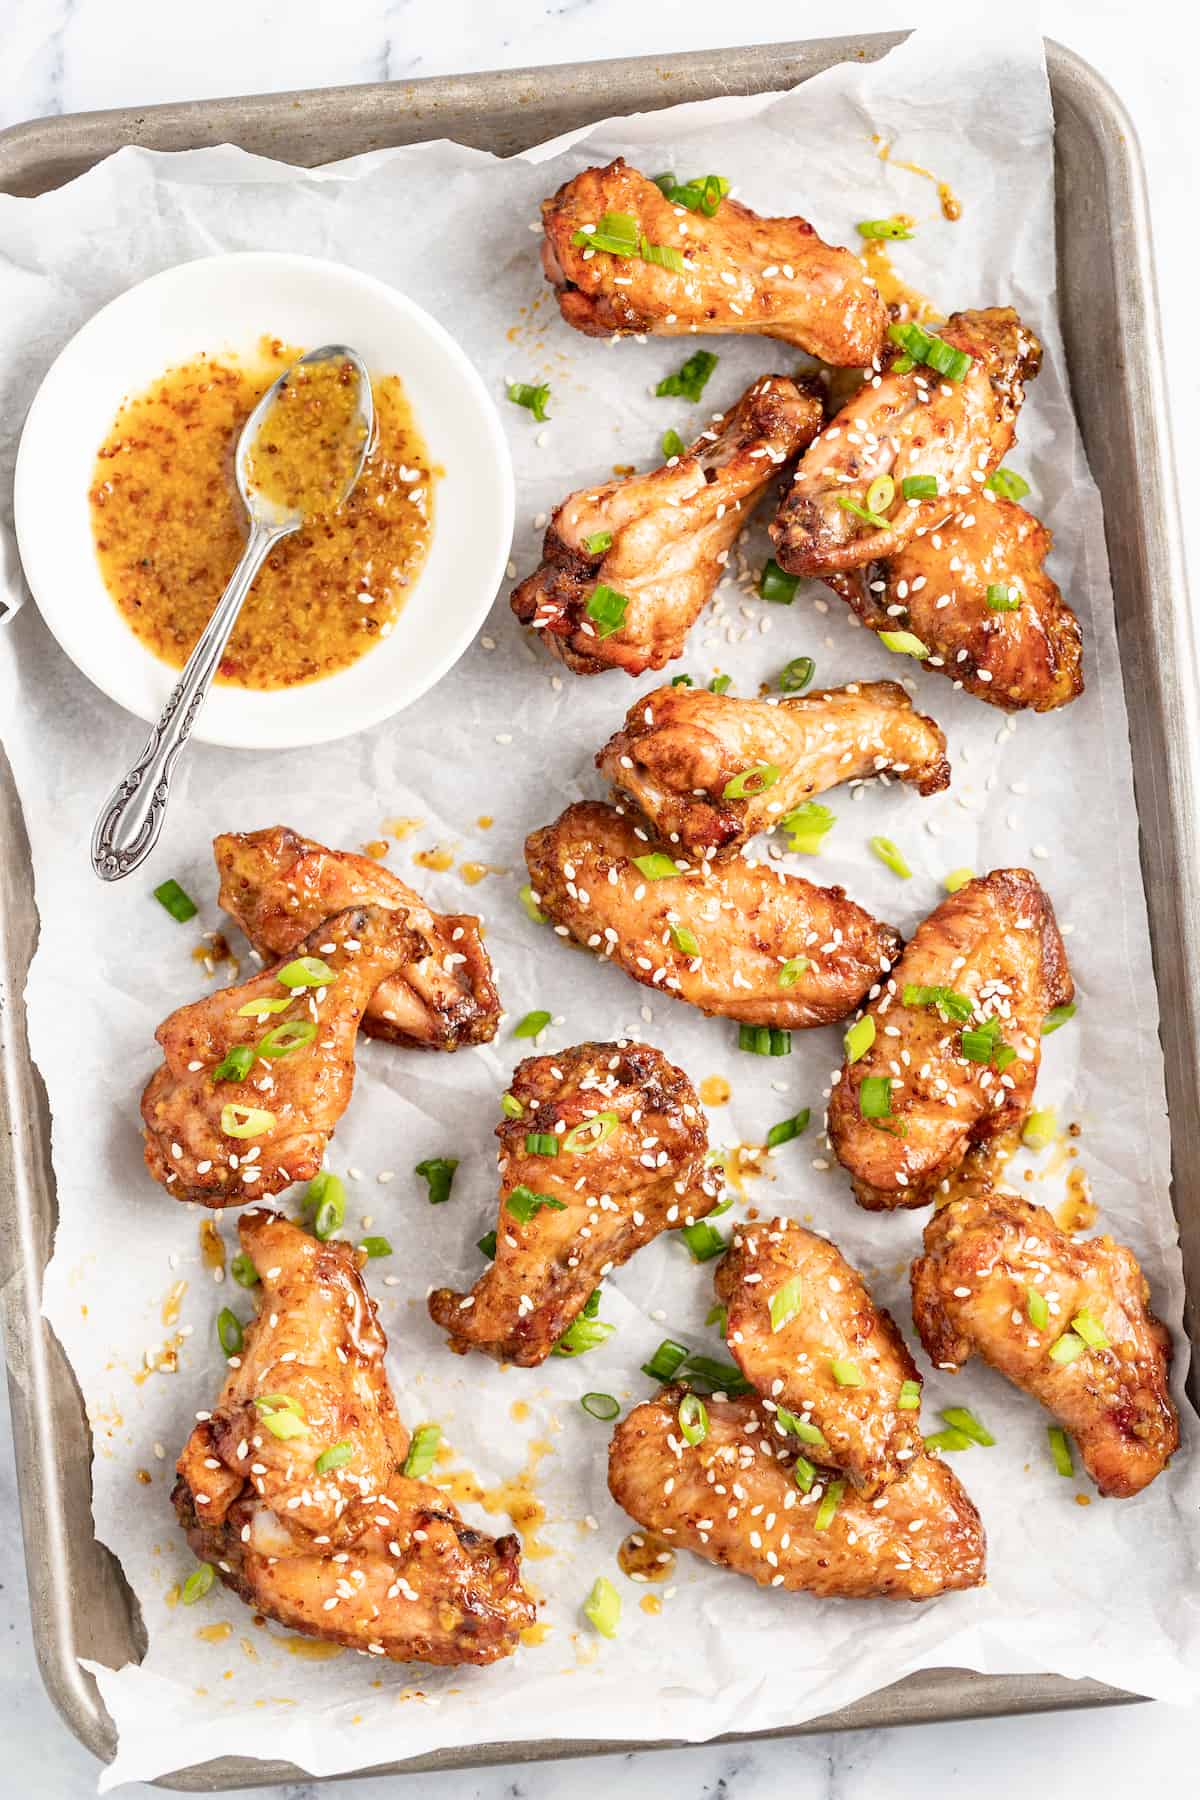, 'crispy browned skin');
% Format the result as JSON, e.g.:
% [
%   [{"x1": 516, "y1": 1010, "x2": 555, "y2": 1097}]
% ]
[
  {"x1": 598, "y1": 680, "x2": 949, "y2": 857},
  {"x1": 717, "y1": 1219, "x2": 924, "y2": 1497},
  {"x1": 771, "y1": 308, "x2": 1042, "y2": 578},
  {"x1": 608, "y1": 1386, "x2": 985, "y2": 1600},
  {"x1": 215, "y1": 827, "x2": 499, "y2": 1051},
  {"x1": 541, "y1": 159, "x2": 886, "y2": 365},
  {"x1": 173, "y1": 1211, "x2": 534, "y2": 1662},
  {"x1": 826, "y1": 499, "x2": 1083, "y2": 713},
  {"x1": 827, "y1": 871, "x2": 1073, "y2": 1211},
  {"x1": 912, "y1": 1189, "x2": 1179, "y2": 1498},
  {"x1": 429, "y1": 1041, "x2": 718, "y2": 1365},
  {"x1": 511, "y1": 375, "x2": 823, "y2": 677},
  {"x1": 526, "y1": 801, "x2": 901, "y2": 1028},
  {"x1": 142, "y1": 905, "x2": 417, "y2": 1208}
]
